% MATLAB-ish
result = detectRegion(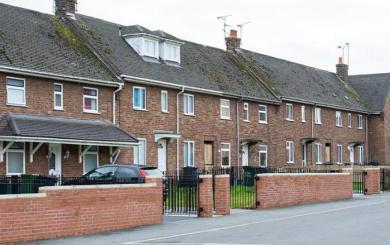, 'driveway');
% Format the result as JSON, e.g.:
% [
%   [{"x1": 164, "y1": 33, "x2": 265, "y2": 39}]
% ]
[{"x1": 28, "y1": 193, "x2": 390, "y2": 245}]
